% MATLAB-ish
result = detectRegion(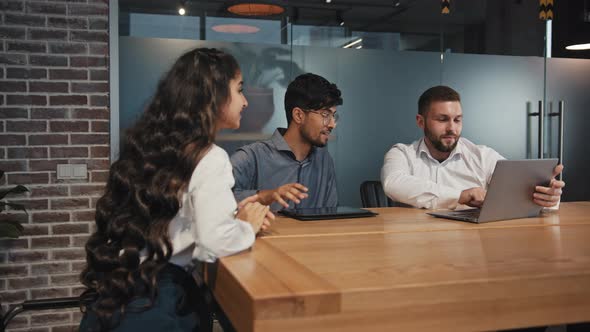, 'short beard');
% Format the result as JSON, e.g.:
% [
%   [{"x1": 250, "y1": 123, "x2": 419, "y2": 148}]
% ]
[
  {"x1": 425, "y1": 127, "x2": 458, "y2": 153},
  {"x1": 301, "y1": 126, "x2": 328, "y2": 148}
]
